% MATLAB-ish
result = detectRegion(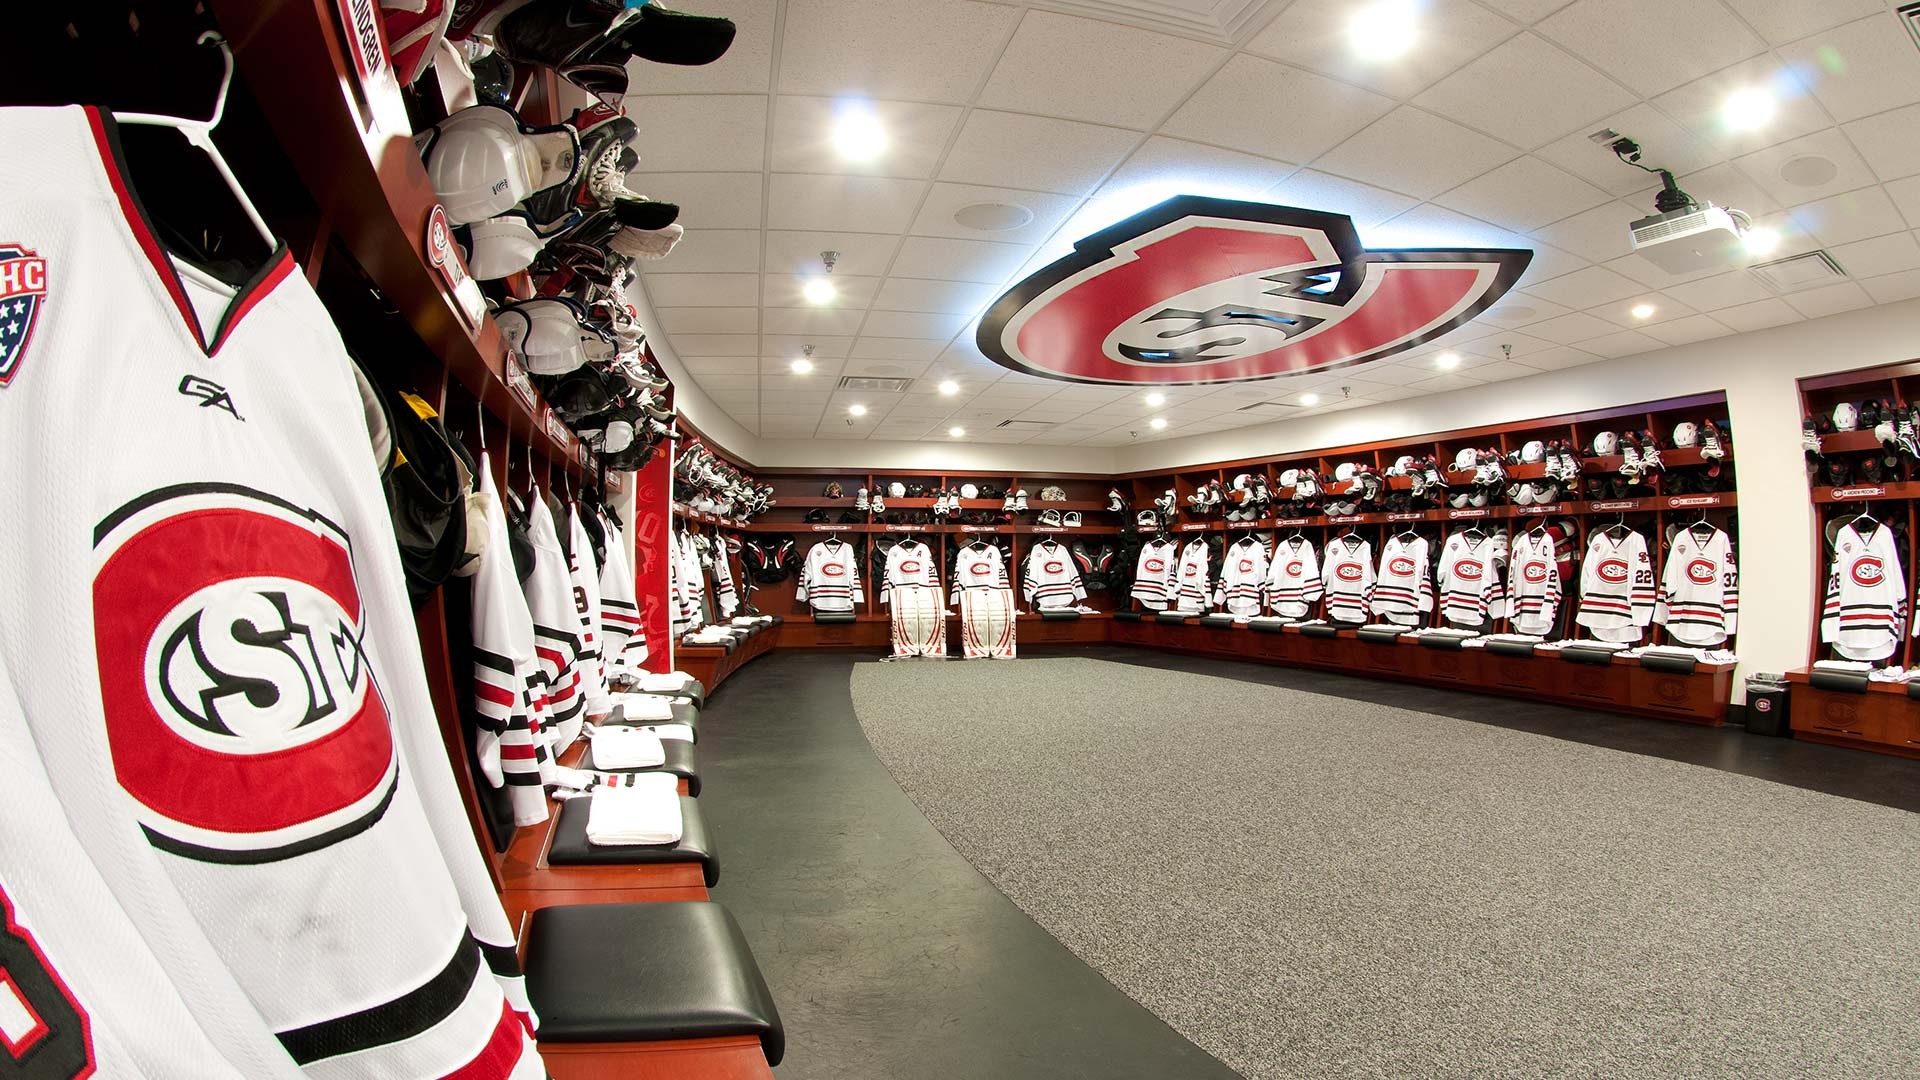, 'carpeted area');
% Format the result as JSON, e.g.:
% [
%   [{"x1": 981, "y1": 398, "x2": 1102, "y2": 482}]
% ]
[{"x1": 850, "y1": 657, "x2": 1920, "y2": 1080}]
